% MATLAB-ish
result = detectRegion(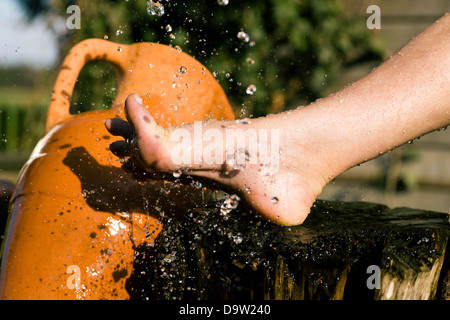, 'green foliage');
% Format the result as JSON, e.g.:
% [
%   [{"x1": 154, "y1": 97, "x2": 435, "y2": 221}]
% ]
[
  {"x1": 0, "y1": 103, "x2": 47, "y2": 152},
  {"x1": 21, "y1": 0, "x2": 387, "y2": 117}
]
